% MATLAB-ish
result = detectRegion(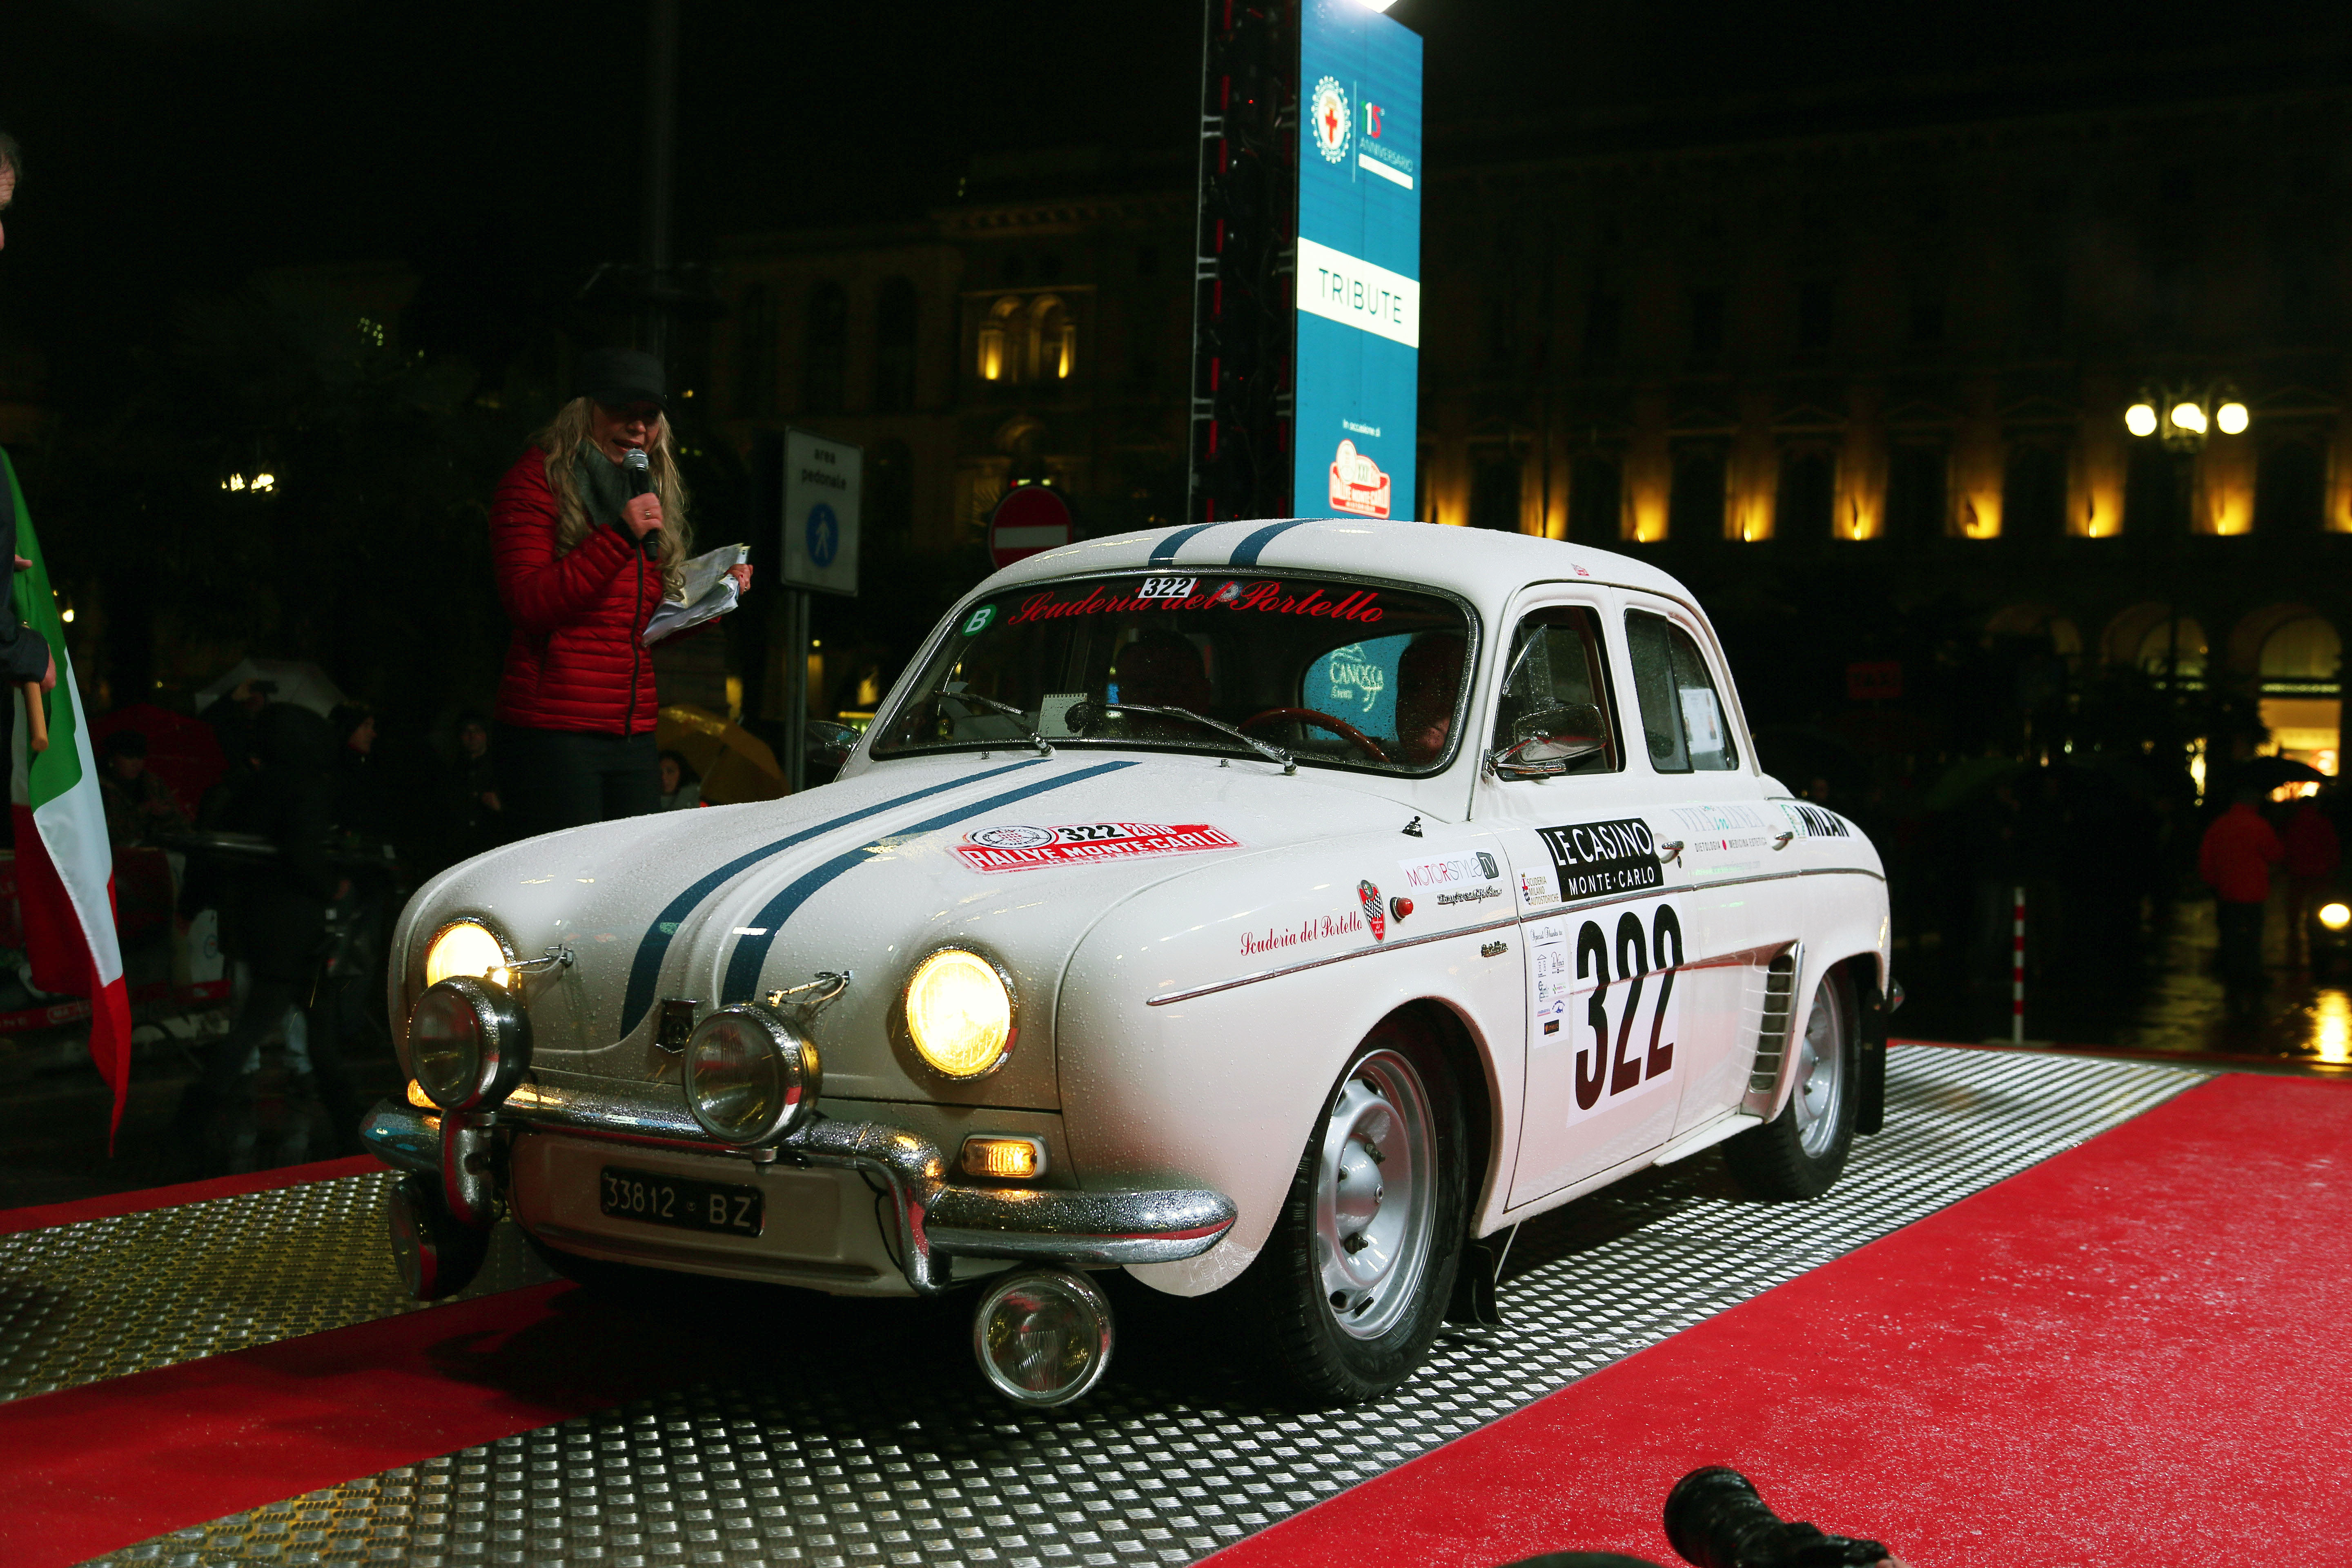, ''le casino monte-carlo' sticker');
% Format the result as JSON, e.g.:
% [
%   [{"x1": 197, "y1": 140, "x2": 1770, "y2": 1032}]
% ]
[{"x1": 954, "y1": 822, "x2": 1242, "y2": 874}]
